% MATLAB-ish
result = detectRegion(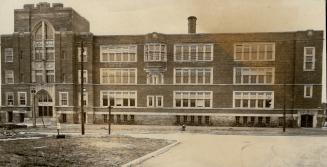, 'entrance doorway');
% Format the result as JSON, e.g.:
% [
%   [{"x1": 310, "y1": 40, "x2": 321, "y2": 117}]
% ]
[
  {"x1": 301, "y1": 114, "x2": 313, "y2": 128},
  {"x1": 35, "y1": 90, "x2": 53, "y2": 118},
  {"x1": 7, "y1": 111, "x2": 13, "y2": 122}
]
